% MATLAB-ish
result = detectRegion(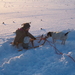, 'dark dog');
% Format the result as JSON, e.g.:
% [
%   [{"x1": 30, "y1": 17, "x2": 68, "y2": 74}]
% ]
[
  {"x1": 11, "y1": 41, "x2": 23, "y2": 48},
  {"x1": 11, "y1": 38, "x2": 35, "y2": 48}
]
